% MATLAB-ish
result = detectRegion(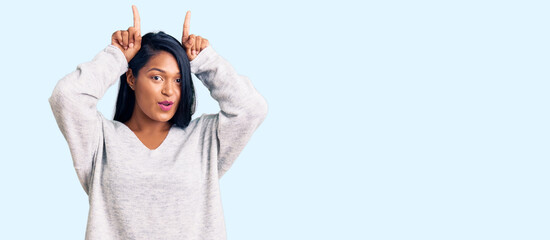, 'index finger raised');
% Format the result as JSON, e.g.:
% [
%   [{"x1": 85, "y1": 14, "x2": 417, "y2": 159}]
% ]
[
  {"x1": 182, "y1": 11, "x2": 191, "y2": 40},
  {"x1": 132, "y1": 5, "x2": 141, "y2": 30}
]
